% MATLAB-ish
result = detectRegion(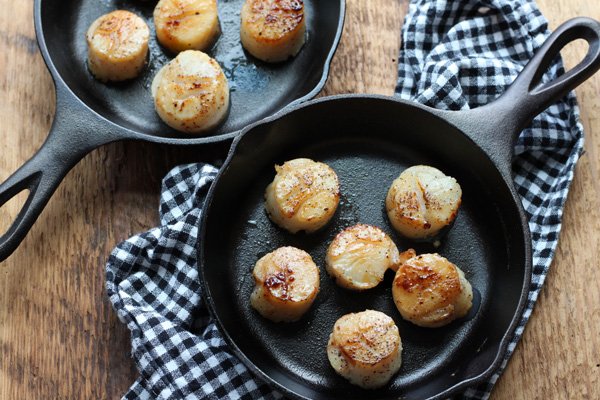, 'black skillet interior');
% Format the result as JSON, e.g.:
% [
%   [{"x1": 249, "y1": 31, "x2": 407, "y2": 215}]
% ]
[
  {"x1": 201, "y1": 97, "x2": 528, "y2": 399},
  {"x1": 0, "y1": 0, "x2": 344, "y2": 263},
  {"x1": 38, "y1": 0, "x2": 344, "y2": 140}
]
